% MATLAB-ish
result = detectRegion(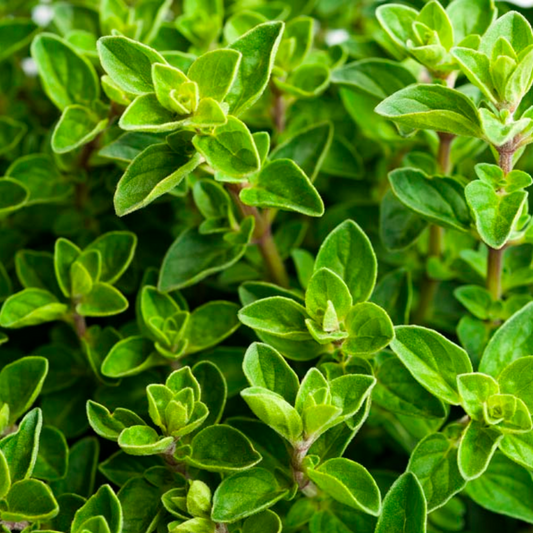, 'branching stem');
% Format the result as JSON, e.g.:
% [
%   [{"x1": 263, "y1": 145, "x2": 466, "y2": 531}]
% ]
[{"x1": 227, "y1": 183, "x2": 289, "y2": 287}]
